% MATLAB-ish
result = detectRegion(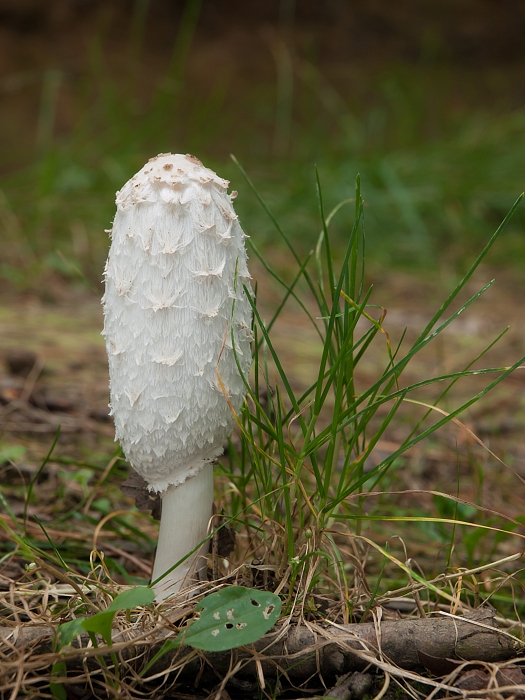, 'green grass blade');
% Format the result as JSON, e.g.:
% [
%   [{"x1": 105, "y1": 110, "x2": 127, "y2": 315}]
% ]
[
  {"x1": 346, "y1": 354, "x2": 525, "y2": 500},
  {"x1": 23, "y1": 427, "x2": 60, "y2": 535}
]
